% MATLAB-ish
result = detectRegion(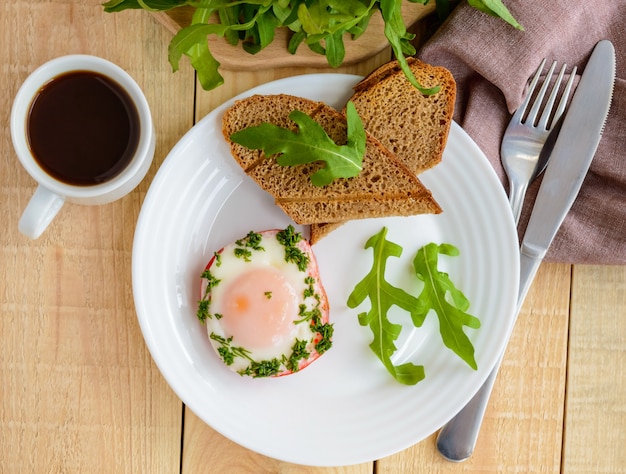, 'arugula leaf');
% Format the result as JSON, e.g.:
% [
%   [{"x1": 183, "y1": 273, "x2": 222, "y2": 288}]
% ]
[
  {"x1": 102, "y1": 0, "x2": 142, "y2": 12},
  {"x1": 379, "y1": 0, "x2": 440, "y2": 95},
  {"x1": 248, "y1": 8, "x2": 280, "y2": 54},
  {"x1": 323, "y1": 32, "x2": 346, "y2": 68},
  {"x1": 229, "y1": 101, "x2": 366, "y2": 186},
  {"x1": 297, "y1": 0, "x2": 376, "y2": 67},
  {"x1": 103, "y1": 0, "x2": 185, "y2": 12},
  {"x1": 347, "y1": 227, "x2": 481, "y2": 385},
  {"x1": 432, "y1": 0, "x2": 452, "y2": 20},
  {"x1": 347, "y1": 227, "x2": 426, "y2": 385},
  {"x1": 412, "y1": 242, "x2": 481, "y2": 369},
  {"x1": 168, "y1": 23, "x2": 228, "y2": 90},
  {"x1": 468, "y1": 0, "x2": 524, "y2": 30}
]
